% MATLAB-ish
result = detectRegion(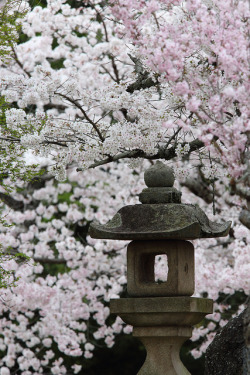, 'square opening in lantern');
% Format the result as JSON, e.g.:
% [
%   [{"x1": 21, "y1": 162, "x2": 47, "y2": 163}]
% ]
[{"x1": 154, "y1": 254, "x2": 168, "y2": 283}]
